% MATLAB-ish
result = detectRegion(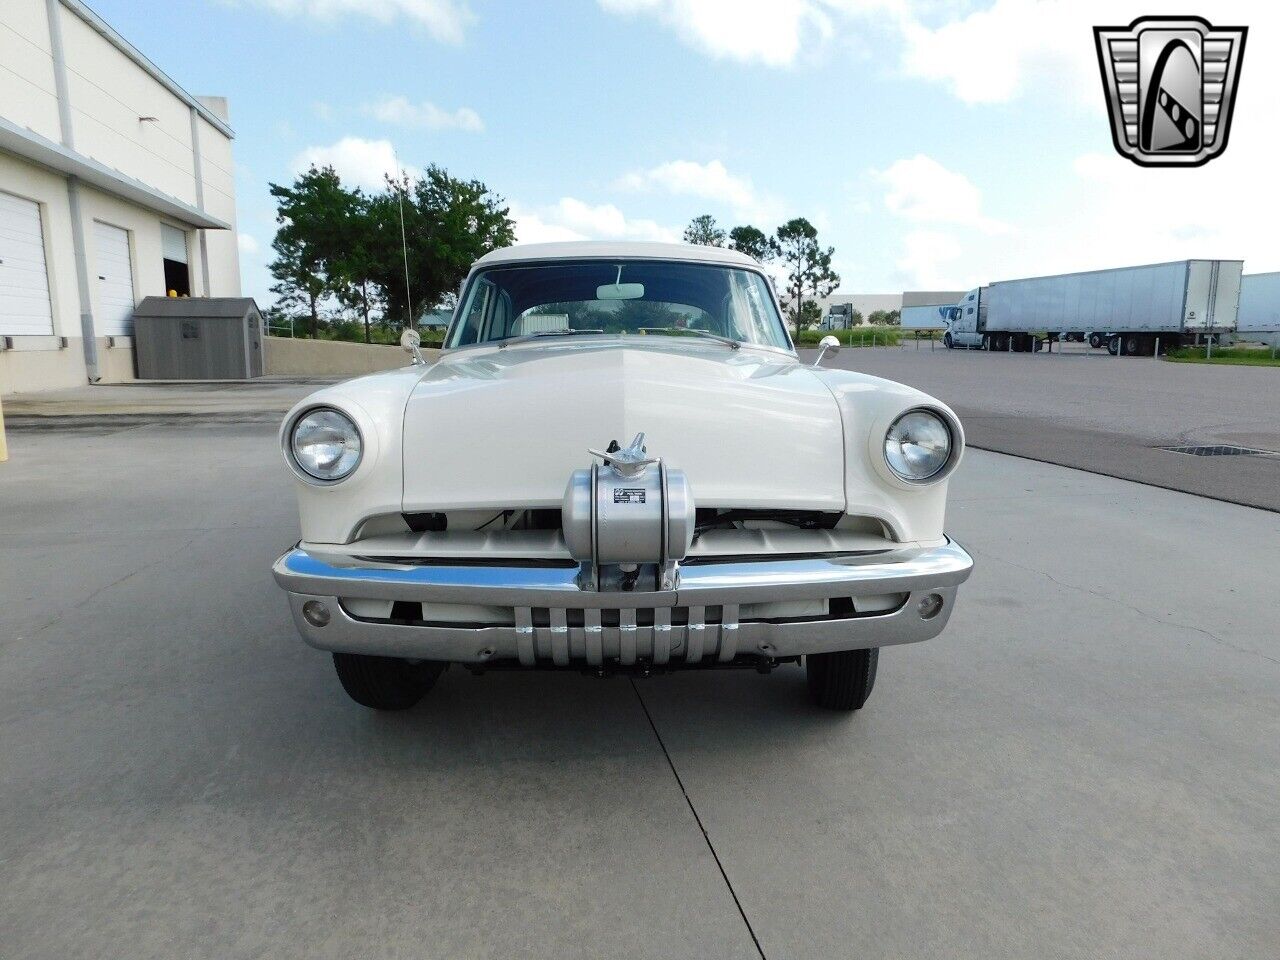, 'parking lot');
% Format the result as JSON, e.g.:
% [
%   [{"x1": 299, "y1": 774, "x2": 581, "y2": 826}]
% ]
[
  {"x1": 825, "y1": 344, "x2": 1280, "y2": 512},
  {"x1": 3, "y1": 412, "x2": 1278, "y2": 960}
]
